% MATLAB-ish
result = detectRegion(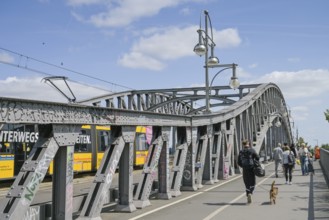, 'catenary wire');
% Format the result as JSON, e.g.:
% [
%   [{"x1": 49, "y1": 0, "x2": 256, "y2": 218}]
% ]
[{"x1": 0, "y1": 47, "x2": 134, "y2": 91}]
